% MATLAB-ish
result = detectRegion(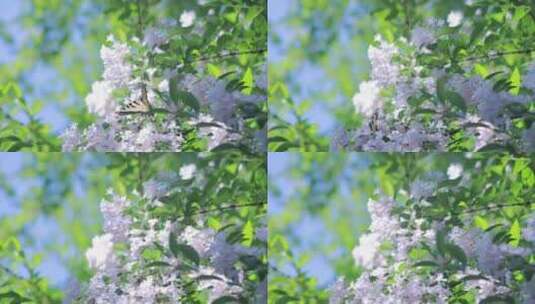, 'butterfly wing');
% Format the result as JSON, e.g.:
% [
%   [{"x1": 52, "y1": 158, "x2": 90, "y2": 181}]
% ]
[
  {"x1": 117, "y1": 85, "x2": 151, "y2": 115},
  {"x1": 117, "y1": 99, "x2": 150, "y2": 114}
]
